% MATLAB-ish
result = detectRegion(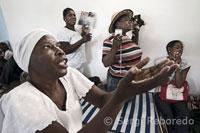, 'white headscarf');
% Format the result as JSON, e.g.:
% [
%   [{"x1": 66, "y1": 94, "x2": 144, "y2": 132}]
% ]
[{"x1": 13, "y1": 29, "x2": 52, "y2": 72}]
